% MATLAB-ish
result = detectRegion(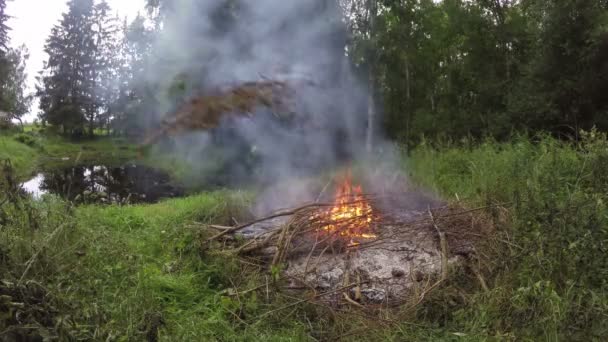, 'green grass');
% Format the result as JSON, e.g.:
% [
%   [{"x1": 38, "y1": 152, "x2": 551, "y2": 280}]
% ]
[
  {"x1": 2, "y1": 191, "x2": 316, "y2": 340},
  {"x1": 0, "y1": 135, "x2": 38, "y2": 175},
  {"x1": 0, "y1": 129, "x2": 210, "y2": 187},
  {"x1": 405, "y1": 132, "x2": 608, "y2": 340},
  {"x1": 3, "y1": 131, "x2": 608, "y2": 340},
  {"x1": 0, "y1": 130, "x2": 139, "y2": 181}
]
